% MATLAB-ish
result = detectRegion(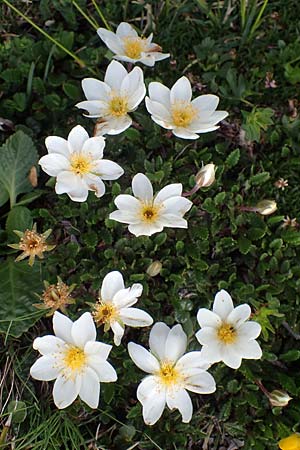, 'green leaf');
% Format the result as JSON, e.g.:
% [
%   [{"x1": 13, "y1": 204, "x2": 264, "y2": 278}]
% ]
[
  {"x1": 0, "y1": 258, "x2": 43, "y2": 338},
  {"x1": 7, "y1": 401, "x2": 27, "y2": 424},
  {"x1": 238, "y1": 236, "x2": 252, "y2": 254},
  {"x1": 225, "y1": 148, "x2": 240, "y2": 168},
  {"x1": 249, "y1": 171, "x2": 270, "y2": 185},
  {"x1": 280, "y1": 349, "x2": 300, "y2": 362},
  {"x1": 282, "y1": 231, "x2": 300, "y2": 245},
  {"x1": 6, "y1": 206, "x2": 33, "y2": 237},
  {"x1": 0, "y1": 131, "x2": 38, "y2": 208}
]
